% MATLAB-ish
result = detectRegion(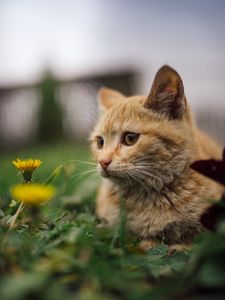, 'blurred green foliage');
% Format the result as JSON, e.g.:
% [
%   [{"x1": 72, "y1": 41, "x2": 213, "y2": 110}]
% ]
[
  {"x1": 38, "y1": 71, "x2": 63, "y2": 142},
  {"x1": 0, "y1": 142, "x2": 225, "y2": 300}
]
